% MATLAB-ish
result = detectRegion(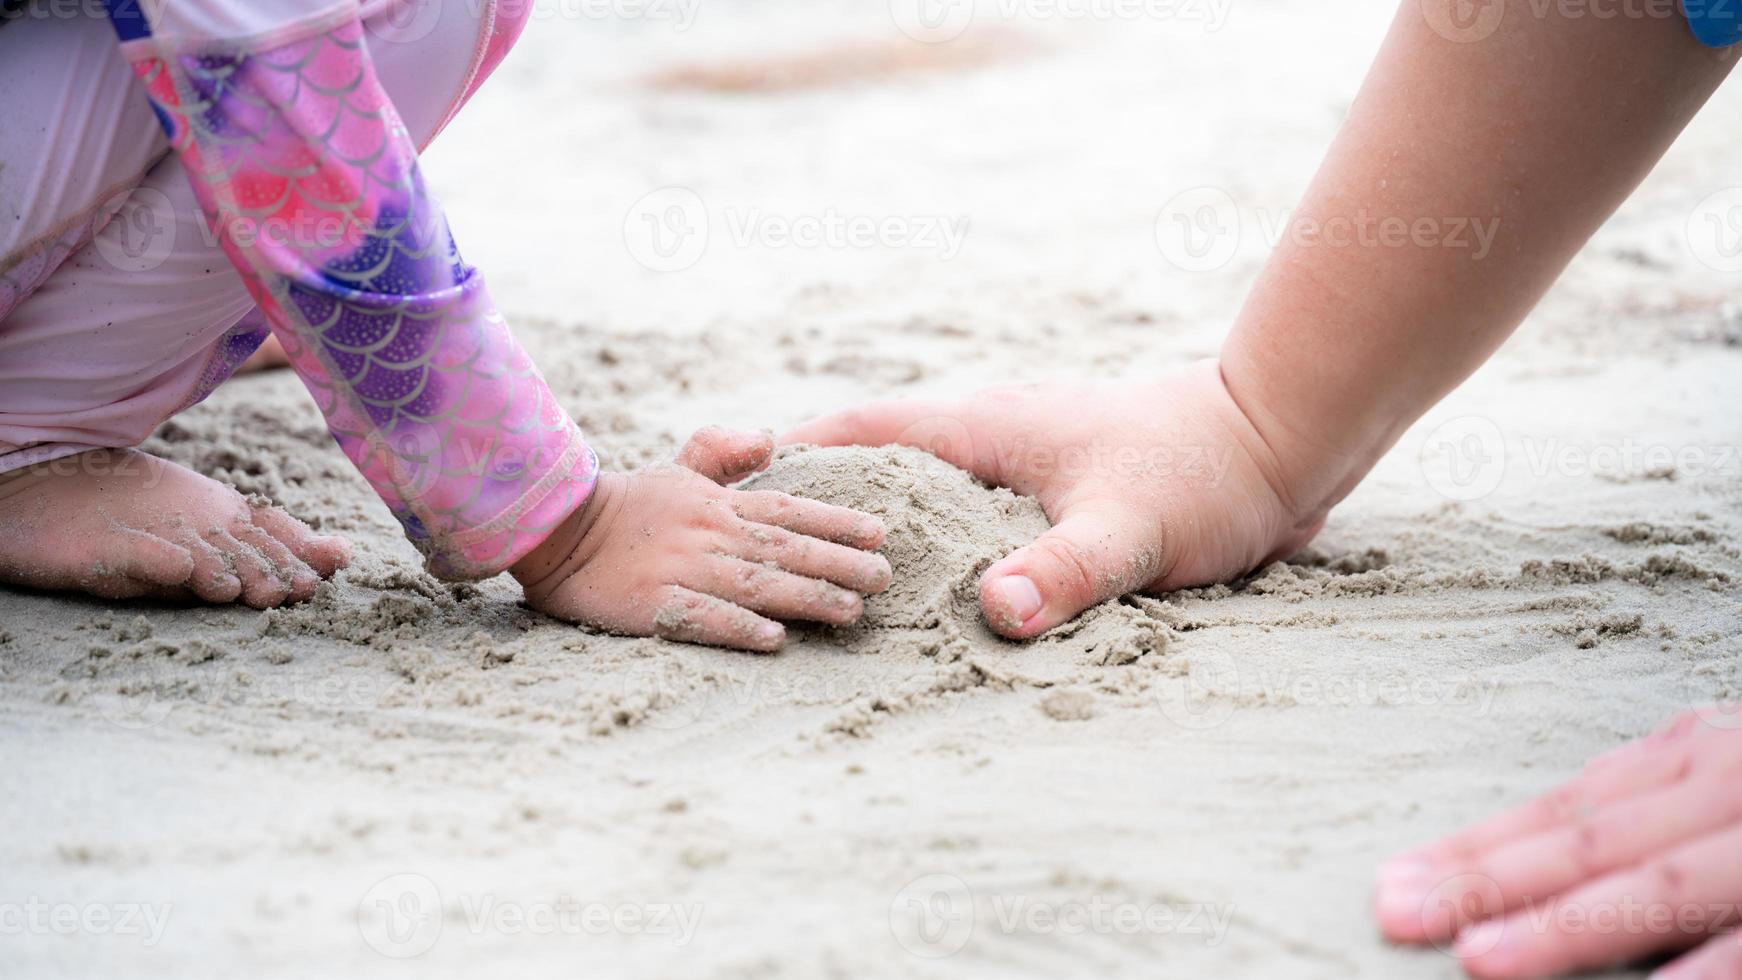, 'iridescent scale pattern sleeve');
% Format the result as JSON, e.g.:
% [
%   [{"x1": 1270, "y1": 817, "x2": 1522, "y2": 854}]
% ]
[{"x1": 111, "y1": 11, "x2": 596, "y2": 579}]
